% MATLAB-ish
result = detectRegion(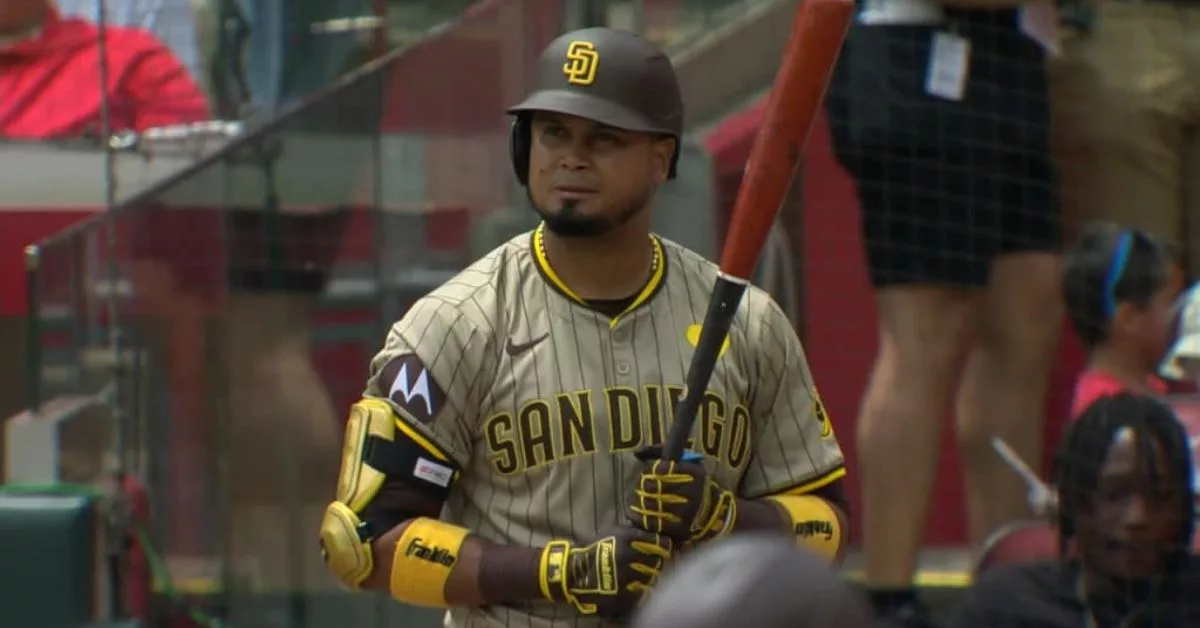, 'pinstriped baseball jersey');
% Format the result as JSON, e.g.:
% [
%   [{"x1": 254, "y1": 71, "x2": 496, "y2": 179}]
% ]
[{"x1": 365, "y1": 225, "x2": 845, "y2": 628}]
